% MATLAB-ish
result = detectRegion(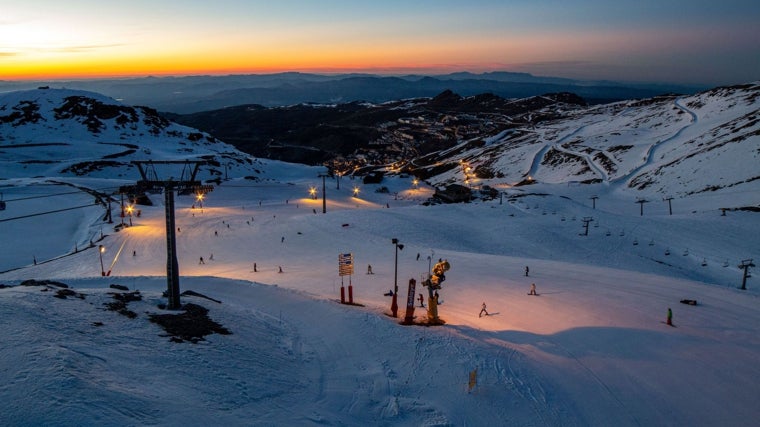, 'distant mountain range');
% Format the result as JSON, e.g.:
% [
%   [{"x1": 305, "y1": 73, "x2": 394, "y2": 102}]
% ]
[{"x1": 0, "y1": 72, "x2": 707, "y2": 114}]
